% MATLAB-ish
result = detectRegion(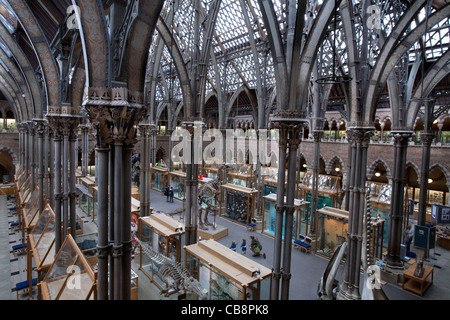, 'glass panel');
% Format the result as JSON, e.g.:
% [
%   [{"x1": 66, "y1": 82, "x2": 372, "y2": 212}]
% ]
[
  {"x1": 43, "y1": 236, "x2": 95, "y2": 300},
  {"x1": 316, "y1": 212, "x2": 348, "y2": 259}
]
